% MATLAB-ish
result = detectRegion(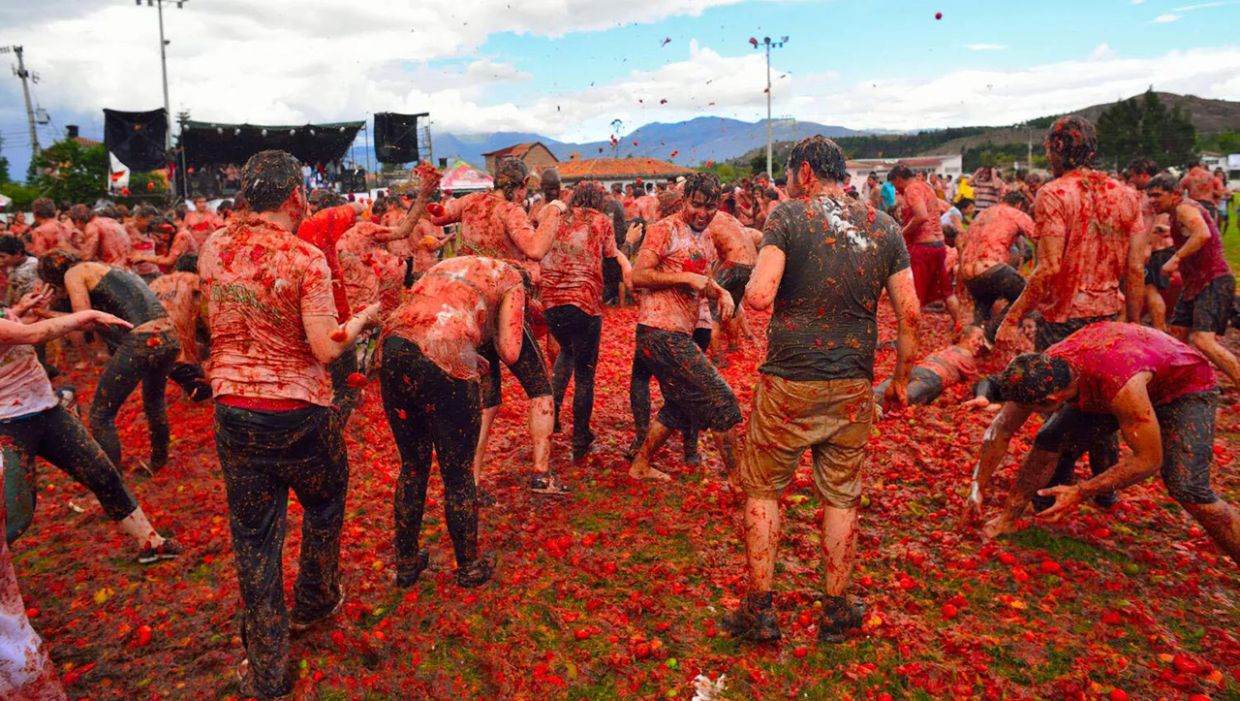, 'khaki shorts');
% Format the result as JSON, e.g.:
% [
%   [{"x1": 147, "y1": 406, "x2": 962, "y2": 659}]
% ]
[{"x1": 739, "y1": 374, "x2": 873, "y2": 508}]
